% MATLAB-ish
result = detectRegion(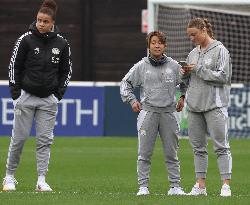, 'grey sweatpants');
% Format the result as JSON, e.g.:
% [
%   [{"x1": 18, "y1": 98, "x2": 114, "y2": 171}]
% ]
[
  {"x1": 187, "y1": 108, "x2": 232, "y2": 180},
  {"x1": 6, "y1": 91, "x2": 58, "y2": 176},
  {"x1": 137, "y1": 110, "x2": 181, "y2": 188}
]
